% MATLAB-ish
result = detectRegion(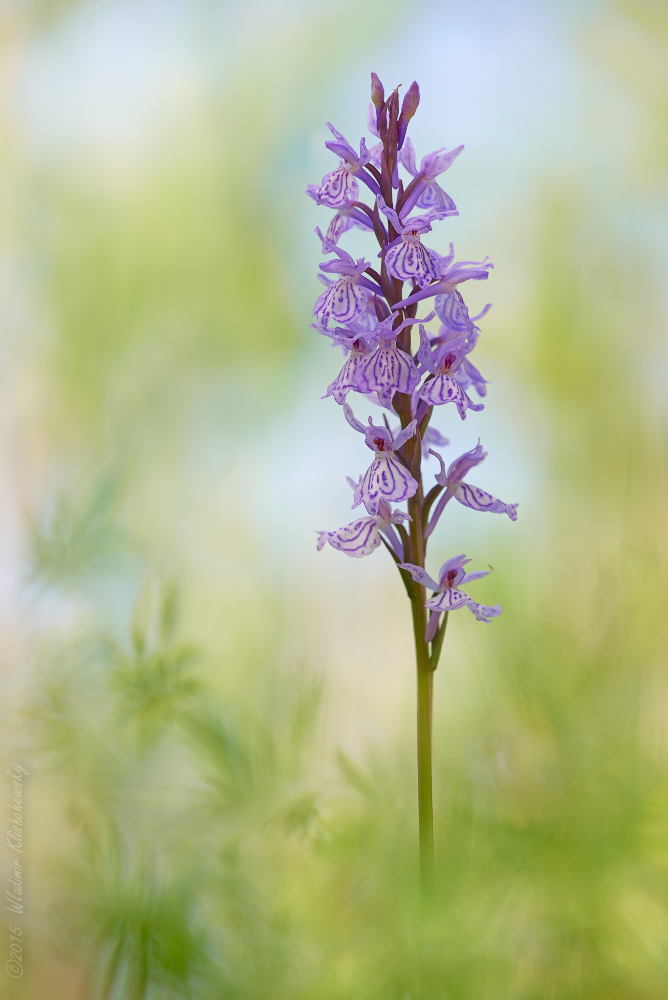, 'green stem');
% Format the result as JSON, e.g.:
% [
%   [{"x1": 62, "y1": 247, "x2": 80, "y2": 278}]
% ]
[{"x1": 407, "y1": 479, "x2": 434, "y2": 895}]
